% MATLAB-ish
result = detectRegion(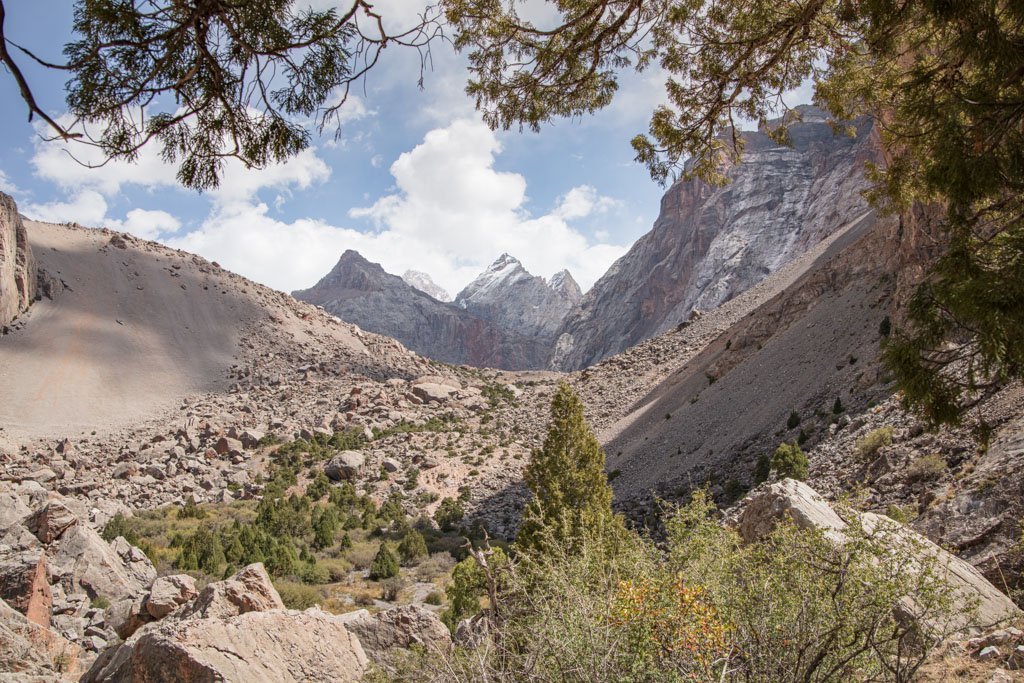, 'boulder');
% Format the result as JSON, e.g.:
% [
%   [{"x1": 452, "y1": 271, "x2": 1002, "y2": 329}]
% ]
[
  {"x1": 730, "y1": 479, "x2": 1023, "y2": 634},
  {"x1": 49, "y1": 526, "x2": 156, "y2": 602},
  {"x1": 83, "y1": 608, "x2": 367, "y2": 682},
  {"x1": 175, "y1": 563, "x2": 283, "y2": 620},
  {"x1": 0, "y1": 484, "x2": 32, "y2": 530},
  {"x1": 340, "y1": 604, "x2": 451, "y2": 664},
  {"x1": 214, "y1": 436, "x2": 243, "y2": 455},
  {"x1": 26, "y1": 500, "x2": 79, "y2": 544},
  {"x1": 0, "y1": 596, "x2": 84, "y2": 679},
  {"x1": 324, "y1": 451, "x2": 365, "y2": 482},
  {"x1": 411, "y1": 382, "x2": 457, "y2": 404},
  {"x1": 146, "y1": 574, "x2": 197, "y2": 619},
  {"x1": 0, "y1": 192, "x2": 36, "y2": 328},
  {"x1": 0, "y1": 551, "x2": 52, "y2": 627}
]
